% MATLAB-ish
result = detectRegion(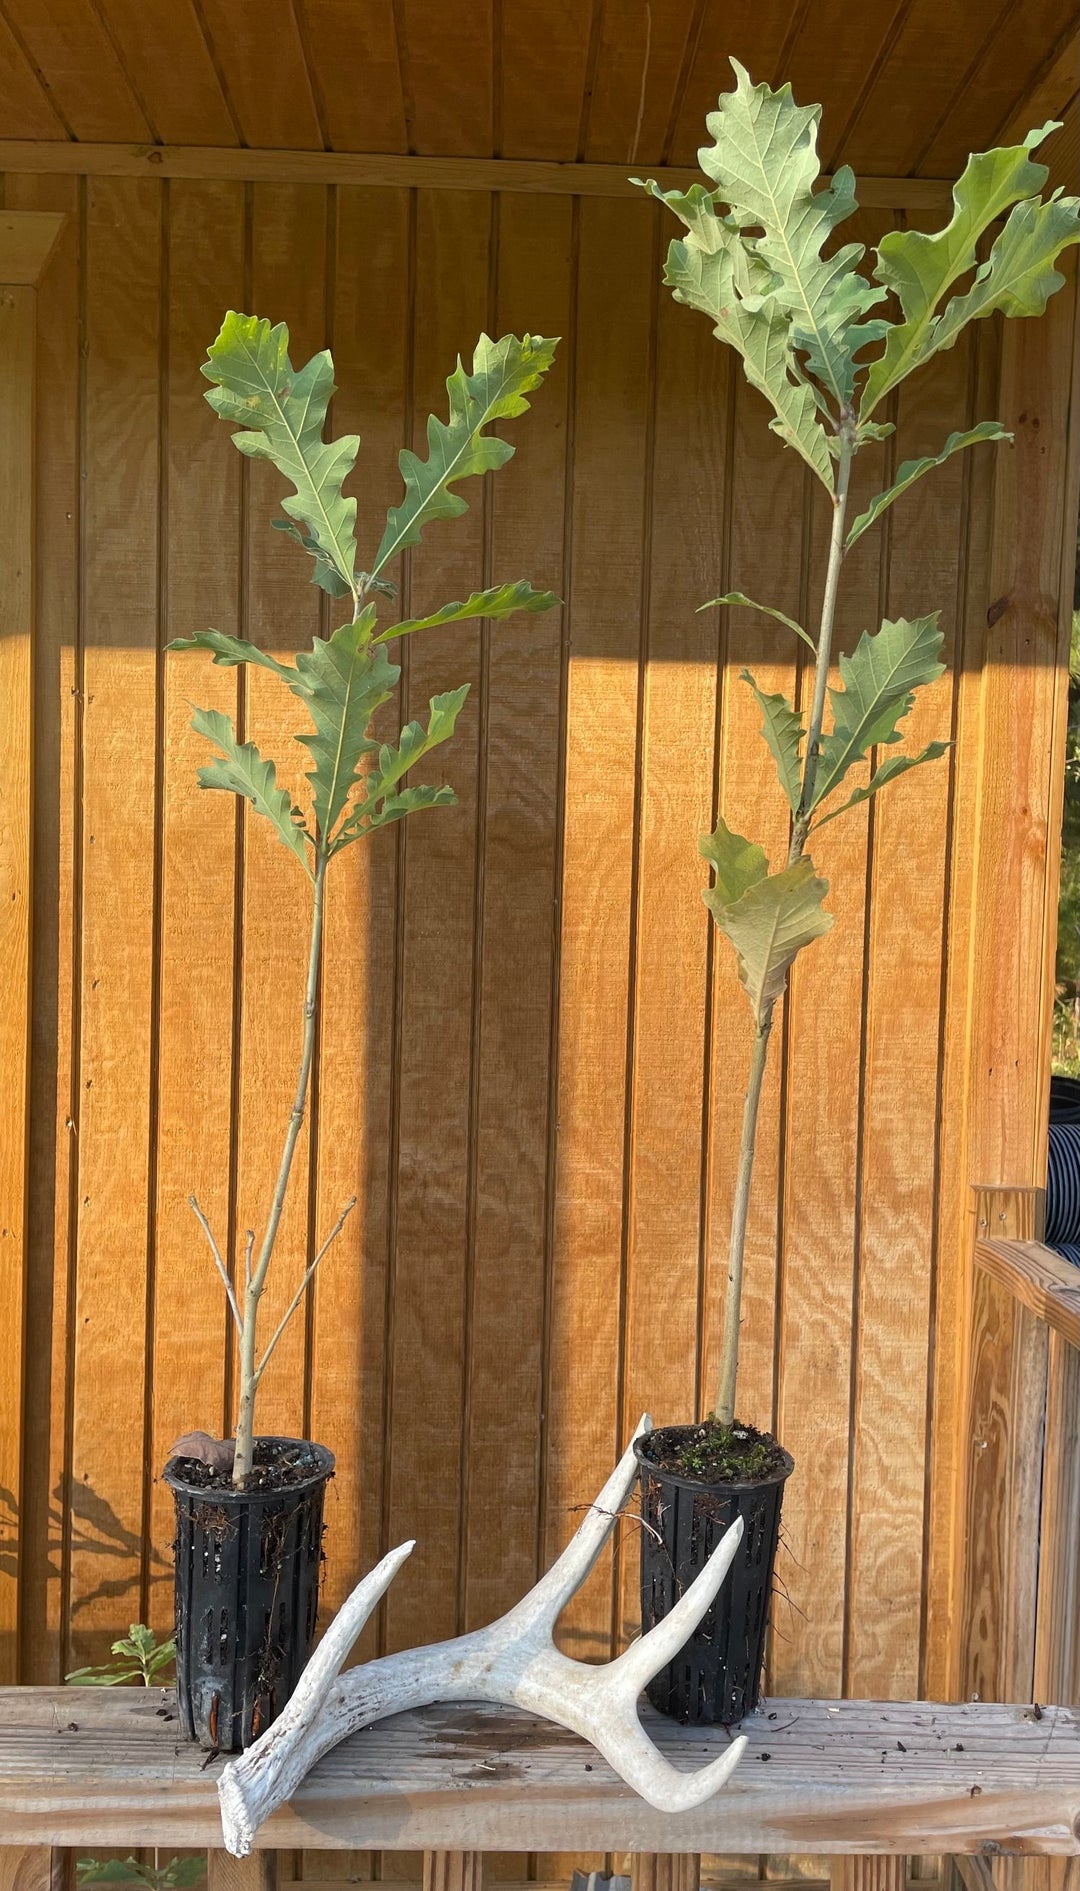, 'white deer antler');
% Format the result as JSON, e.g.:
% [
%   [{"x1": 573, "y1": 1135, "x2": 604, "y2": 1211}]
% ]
[{"x1": 218, "y1": 1415, "x2": 746, "y2": 1856}]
